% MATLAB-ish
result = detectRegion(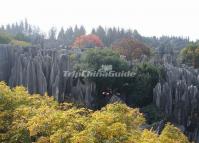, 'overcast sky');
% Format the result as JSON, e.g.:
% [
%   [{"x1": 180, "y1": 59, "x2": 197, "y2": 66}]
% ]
[{"x1": 0, "y1": 0, "x2": 198, "y2": 40}]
